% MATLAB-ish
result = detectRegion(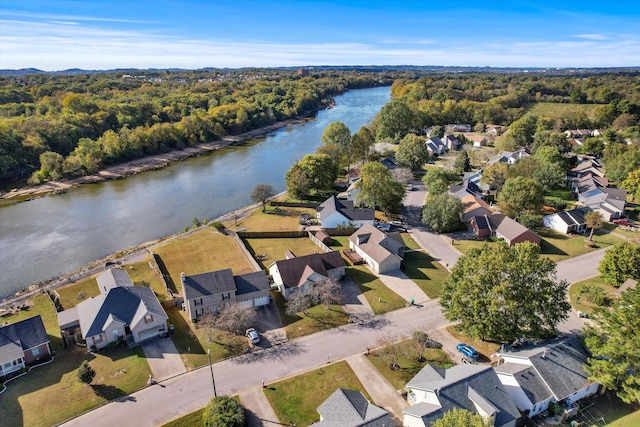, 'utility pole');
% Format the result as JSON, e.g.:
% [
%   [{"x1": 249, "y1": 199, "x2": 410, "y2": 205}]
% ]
[{"x1": 207, "y1": 349, "x2": 217, "y2": 397}]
